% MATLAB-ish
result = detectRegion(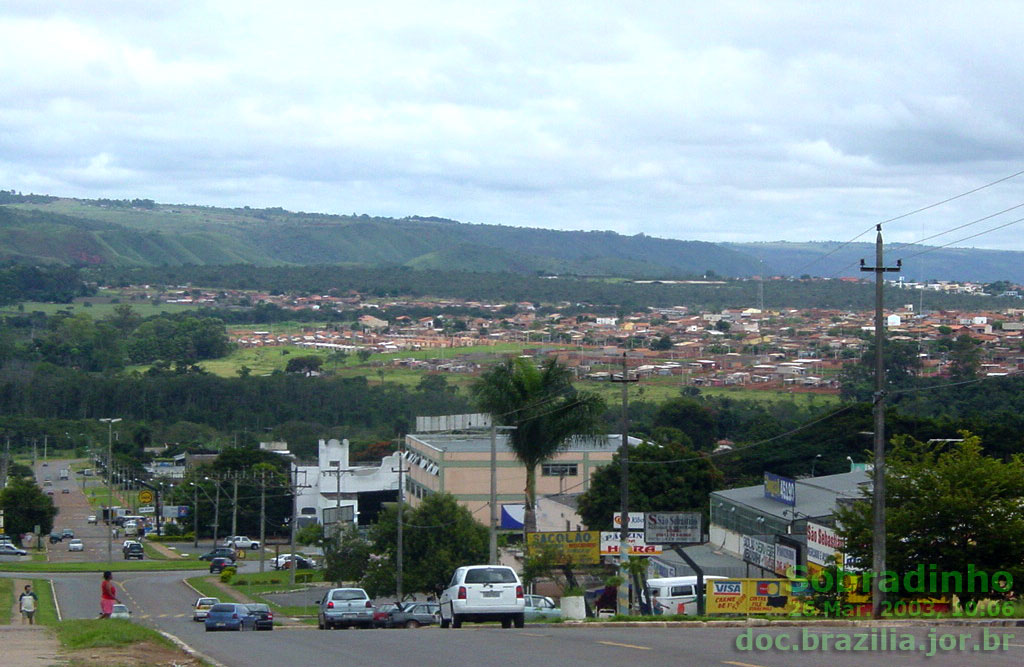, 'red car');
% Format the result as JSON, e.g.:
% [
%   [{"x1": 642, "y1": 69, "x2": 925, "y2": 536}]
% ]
[{"x1": 374, "y1": 603, "x2": 401, "y2": 627}]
